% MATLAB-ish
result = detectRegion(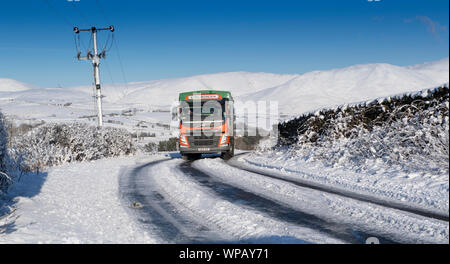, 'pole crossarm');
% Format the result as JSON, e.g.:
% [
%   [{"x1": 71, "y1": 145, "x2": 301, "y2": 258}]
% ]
[{"x1": 74, "y1": 26, "x2": 114, "y2": 34}]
